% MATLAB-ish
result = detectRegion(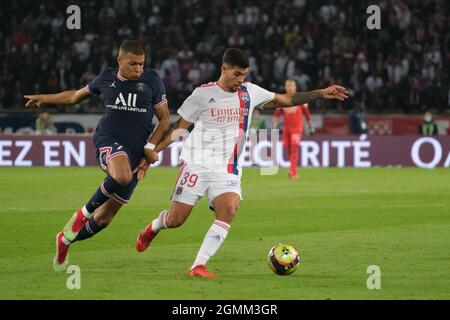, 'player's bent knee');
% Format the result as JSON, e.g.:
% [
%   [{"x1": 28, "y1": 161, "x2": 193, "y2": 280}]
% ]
[{"x1": 111, "y1": 171, "x2": 133, "y2": 186}]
